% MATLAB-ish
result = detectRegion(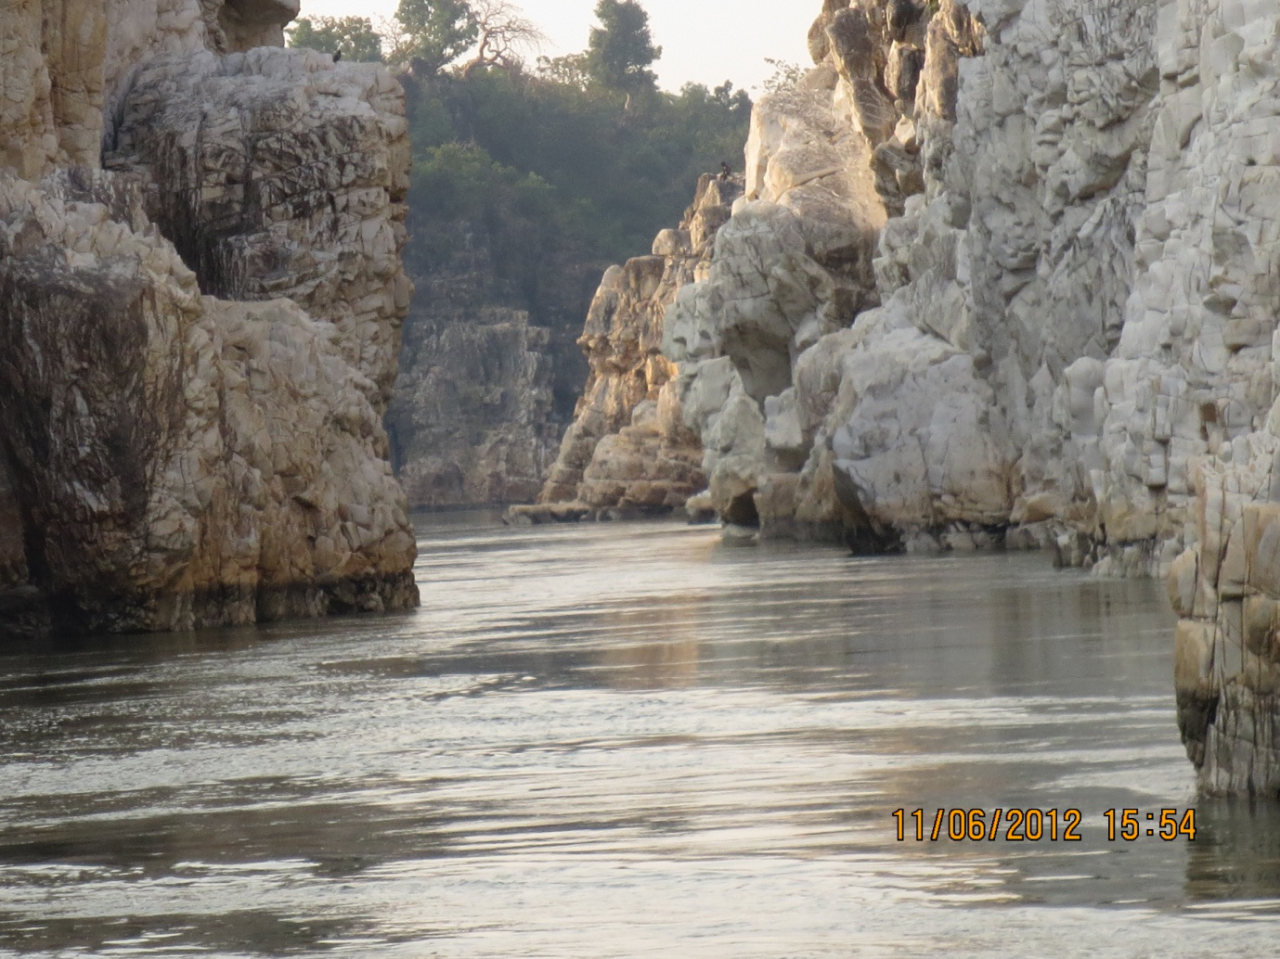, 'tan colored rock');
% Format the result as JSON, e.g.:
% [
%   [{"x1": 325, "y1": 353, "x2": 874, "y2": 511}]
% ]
[
  {"x1": 532, "y1": 174, "x2": 741, "y2": 517},
  {"x1": 0, "y1": 168, "x2": 416, "y2": 633},
  {"x1": 2, "y1": 0, "x2": 107, "y2": 177},
  {"x1": 216, "y1": 0, "x2": 298, "y2": 51},
  {"x1": 0, "y1": 0, "x2": 417, "y2": 636},
  {"x1": 107, "y1": 47, "x2": 411, "y2": 406}
]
